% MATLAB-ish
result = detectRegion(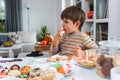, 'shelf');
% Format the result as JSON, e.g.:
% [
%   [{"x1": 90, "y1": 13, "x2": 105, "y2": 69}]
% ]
[
  {"x1": 96, "y1": 18, "x2": 108, "y2": 23},
  {"x1": 85, "y1": 19, "x2": 94, "y2": 23}
]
